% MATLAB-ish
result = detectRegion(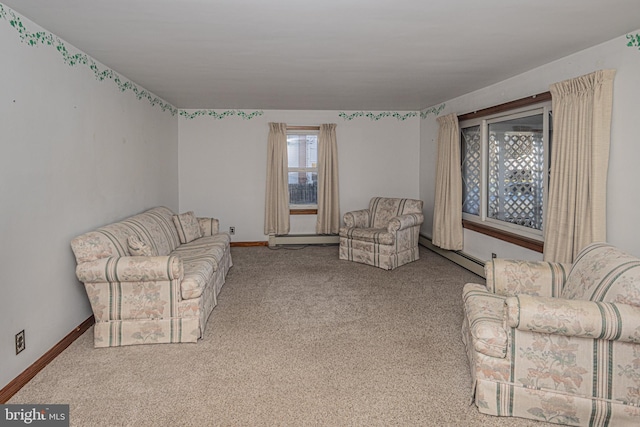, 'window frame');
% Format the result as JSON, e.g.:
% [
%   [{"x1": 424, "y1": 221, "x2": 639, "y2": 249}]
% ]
[
  {"x1": 458, "y1": 92, "x2": 552, "y2": 252},
  {"x1": 286, "y1": 126, "x2": 319, "y2": 213}
]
